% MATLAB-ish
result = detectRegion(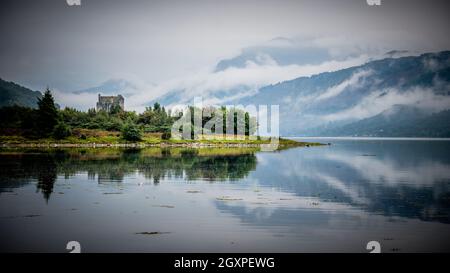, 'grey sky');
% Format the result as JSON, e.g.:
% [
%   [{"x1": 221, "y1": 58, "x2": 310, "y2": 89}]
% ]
[{"x1": 0, "y1": 0, "x2": 449, "y2": 94}]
